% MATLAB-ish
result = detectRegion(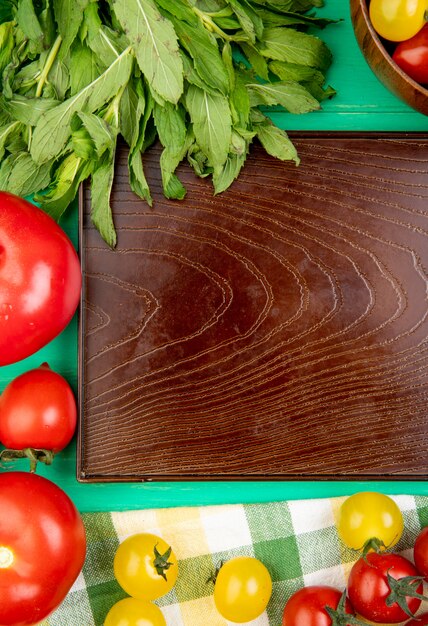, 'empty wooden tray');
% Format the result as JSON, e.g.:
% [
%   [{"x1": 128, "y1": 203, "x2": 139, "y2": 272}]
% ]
[{"x1": 78, "y1": 133, "x2": 428, "y2": 482}]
